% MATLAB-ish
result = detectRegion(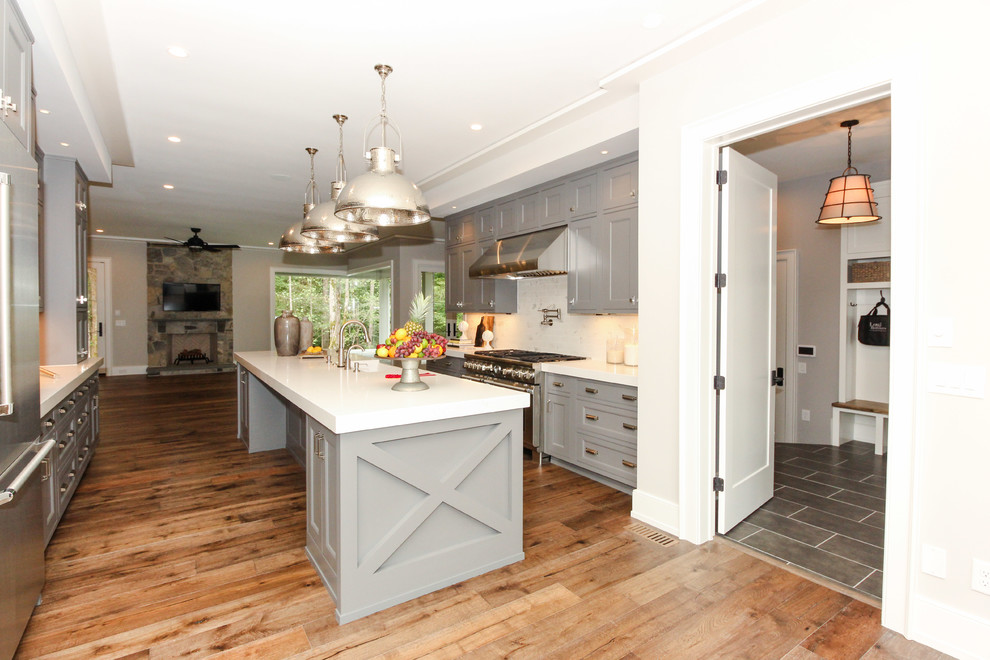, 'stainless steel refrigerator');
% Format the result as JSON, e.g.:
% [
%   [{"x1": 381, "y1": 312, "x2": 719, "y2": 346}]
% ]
[{"x1": 0, "y1": 122, "x2": 51, "y2": 660}]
